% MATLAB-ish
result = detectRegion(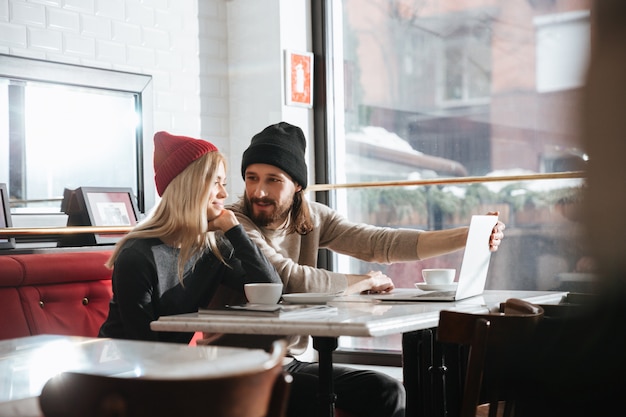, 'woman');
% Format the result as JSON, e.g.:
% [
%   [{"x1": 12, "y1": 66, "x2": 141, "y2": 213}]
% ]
[{"x1": 98, "y1": 131, "x2": 281, "y2": 343}]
